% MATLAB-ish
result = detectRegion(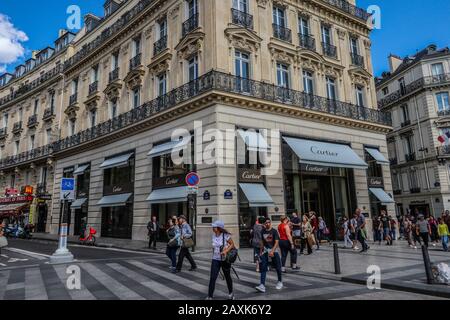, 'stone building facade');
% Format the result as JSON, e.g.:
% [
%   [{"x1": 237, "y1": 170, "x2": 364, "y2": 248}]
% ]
[{"x1": 0, "y1": 0, "x2": 393, "y2": 247}]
